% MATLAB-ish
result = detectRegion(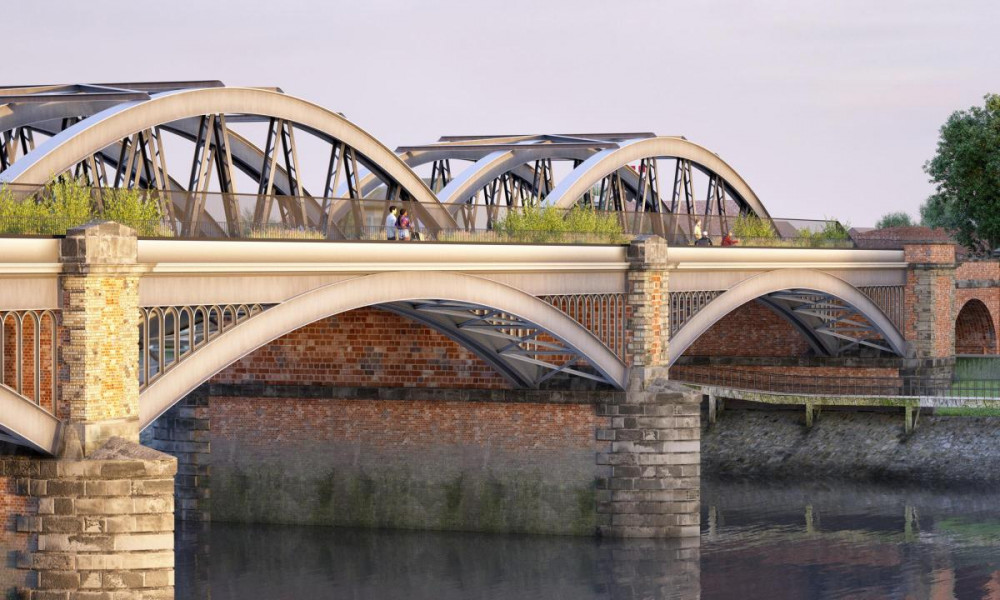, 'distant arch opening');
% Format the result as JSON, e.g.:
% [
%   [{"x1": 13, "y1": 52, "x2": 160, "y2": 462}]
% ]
[{"x1": 956, "y1": 299, "x2": 997, "y2": 355}]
